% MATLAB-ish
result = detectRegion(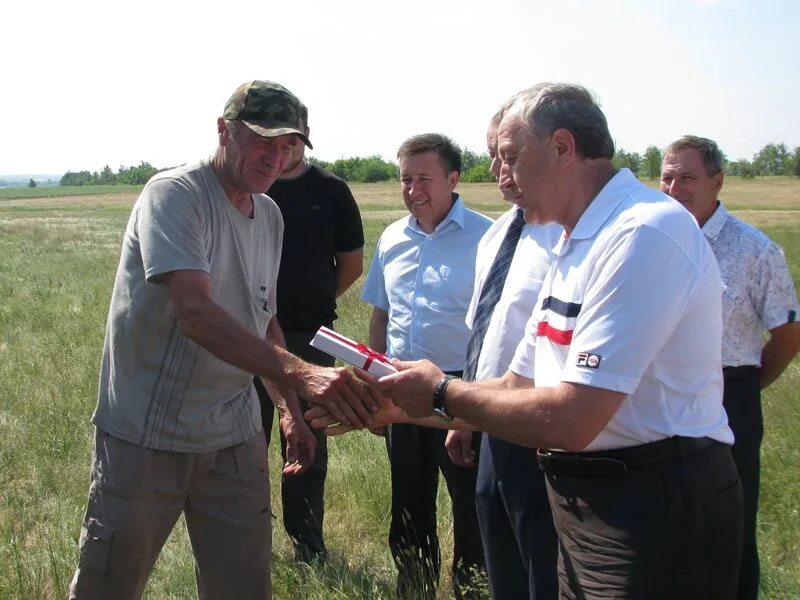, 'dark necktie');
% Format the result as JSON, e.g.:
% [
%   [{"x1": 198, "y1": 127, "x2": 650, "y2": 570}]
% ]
[{"x1": 463, "y1": 208, "x2": 525, "y2": 381}]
